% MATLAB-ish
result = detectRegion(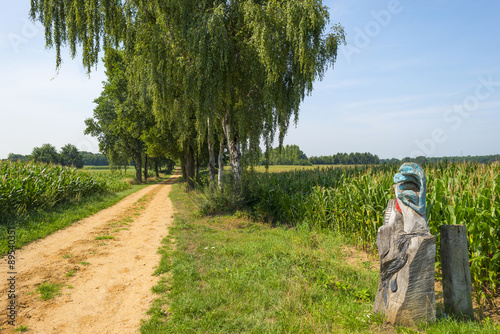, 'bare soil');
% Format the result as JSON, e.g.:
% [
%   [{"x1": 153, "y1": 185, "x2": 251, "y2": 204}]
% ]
[{"x1": 0, "y1": 172, "x2": 179, "y2": 333}]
